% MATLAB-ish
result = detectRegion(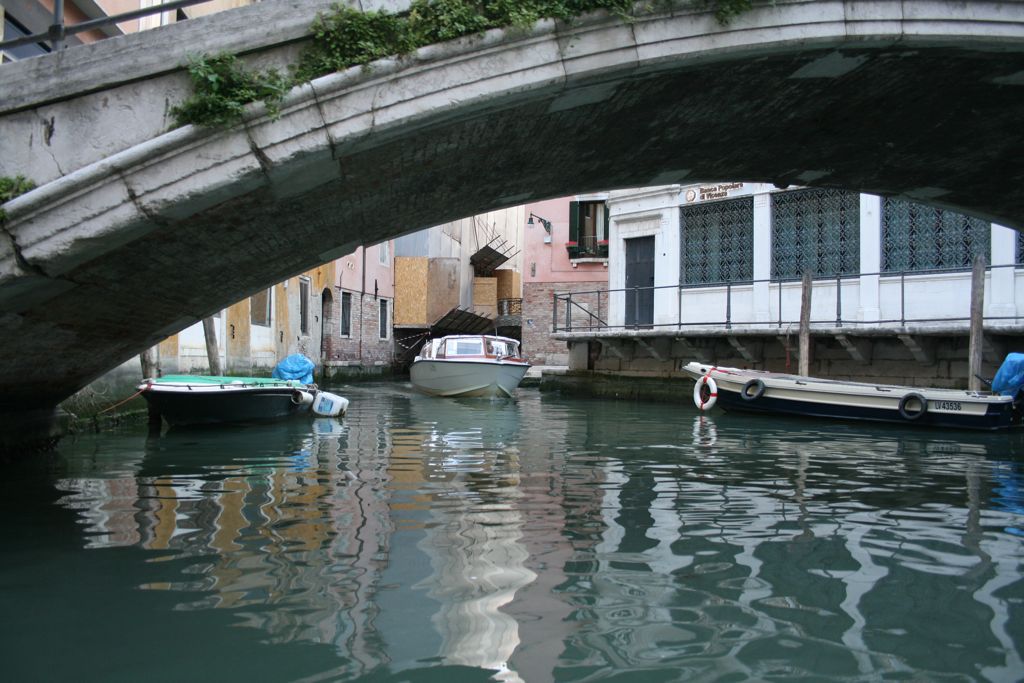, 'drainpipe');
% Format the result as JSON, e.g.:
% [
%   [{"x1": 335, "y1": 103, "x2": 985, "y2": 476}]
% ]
[
  {"x1": 50, "y1": 0, "x2": 65, "y2": 51},
  {"x1": 359, "y1": 246, "x2": 365, "y2": 362}
]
